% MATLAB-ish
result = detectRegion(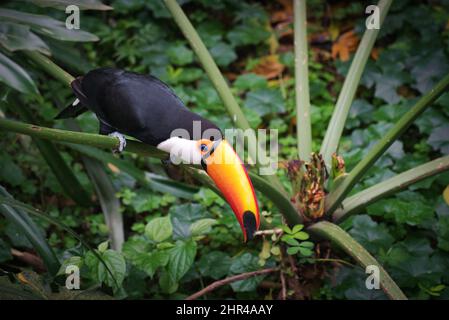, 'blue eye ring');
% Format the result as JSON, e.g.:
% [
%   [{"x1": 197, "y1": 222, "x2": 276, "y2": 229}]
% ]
[{"x1": 200, "y1": 144, "x2": 208, "y2": 152}]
